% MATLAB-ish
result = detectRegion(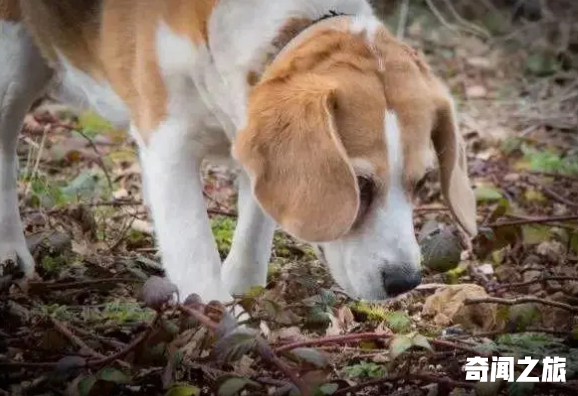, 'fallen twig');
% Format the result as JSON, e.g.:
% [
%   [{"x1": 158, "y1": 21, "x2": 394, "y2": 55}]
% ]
[
  {"x1": 465, "y1": 296, "x2": 578, "y2": 313},
  {"x1": 33, "y1": 116, "x2": 114, "y2": 192},
  {"x1": 471, "y1": 328, "x2": 572, "y2": 338},
  {"x1": 275, "y1": 332, "x2": 391, "y2": 354},
  {"x1": 29, "y1": 277, "x2": 141, "y2": 291},
  {"x1": 527, "y1": 175, "x2": 578, "y2": 209},
  {"x1": 486, "y1": 214, "x2": 578, "y2": 228},
  {"x1": 50, "y1": 317, "x2": 105, "y2": 359},
  {"x1": 497, "y1": 275, "x2": 578, "y2": 291},
  {"x1": 86, "y1": 311, "x2": 162, "y2": 367}
]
